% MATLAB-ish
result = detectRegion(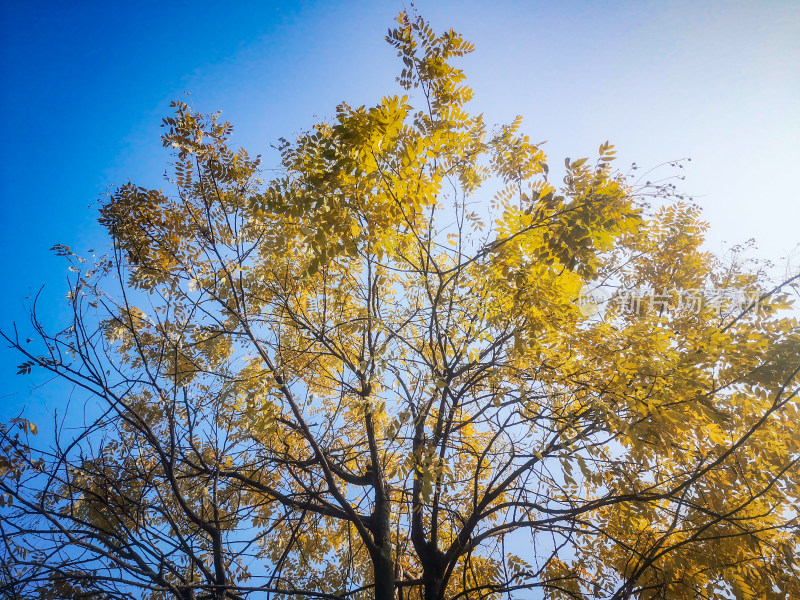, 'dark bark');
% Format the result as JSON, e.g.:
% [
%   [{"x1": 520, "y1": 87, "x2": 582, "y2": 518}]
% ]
[
  {"x1": 366, "y1": 405, "x2": 395, "y2": 600},
  {"x1": 420, "y1": 545, "x2": 447, "y2": 600},
  {"x1": 369, "y1": 477, "x2": 395, "y2": 600}
]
